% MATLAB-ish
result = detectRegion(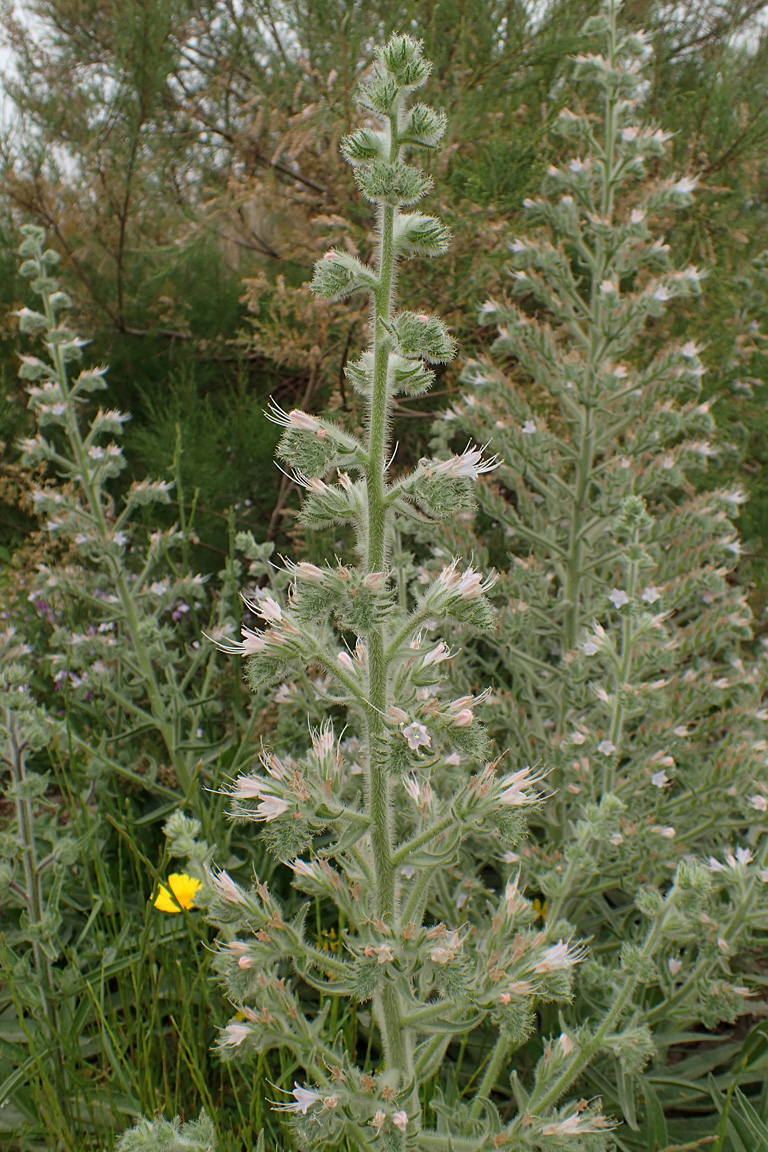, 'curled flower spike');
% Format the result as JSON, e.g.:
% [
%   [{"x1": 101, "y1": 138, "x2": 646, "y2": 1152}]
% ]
[{"x1": 153, "y1": 873, "x2": 202, "y2": 913}]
